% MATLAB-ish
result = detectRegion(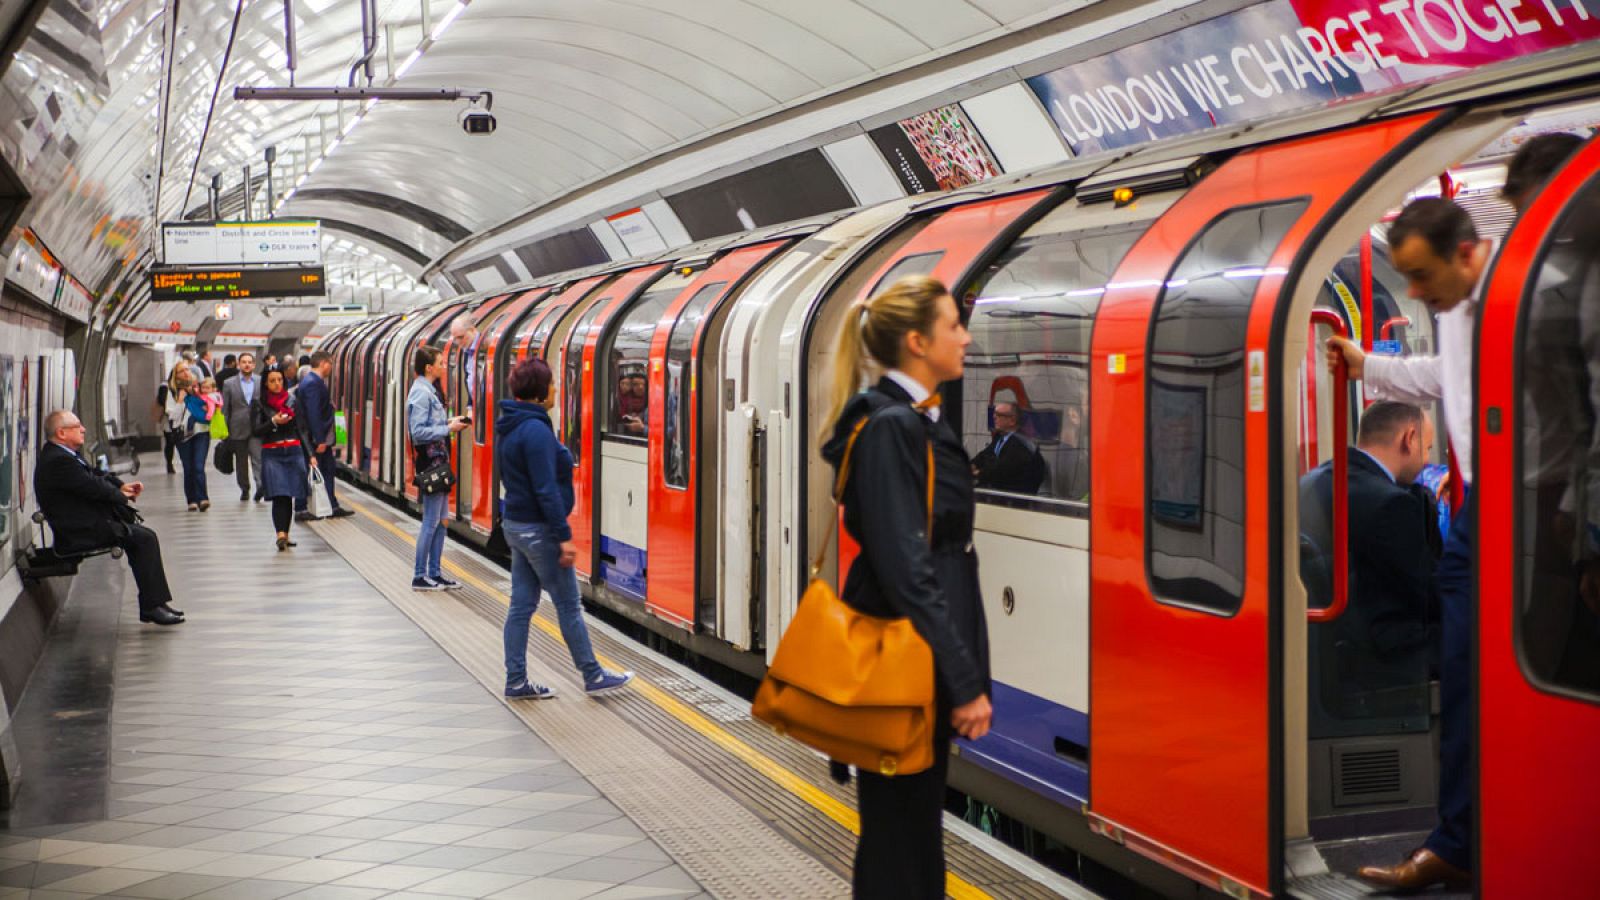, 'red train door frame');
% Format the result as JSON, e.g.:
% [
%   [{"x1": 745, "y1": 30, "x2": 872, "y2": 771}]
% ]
[
  {"x1": 570, "y1": 265, "x2": 669, "y2": 580},
  {"x1": 824, "y1": 188, "x2": 1059, "y2": 583},
  {"x1": 402, "y1": 305, "x2": 464, "y2": 503},
  {"x1": 452, "y1": 293, "x2": 518, "y2": 519},
  {"x1": 645, "y1": 240, "x2": 789, "y2": 629},
  {"x1": 469, "y1": 287, "x2": 553, "y2": 536},
  {"x1": 1476, "y1": 135, "x2": 1600, "y2": 897},
  {"x1": 1087, "y1": 114, "x2": 1443, "y2": 899},
  {"x1": 363, "y1": 316, "x2": 406, "y2": 479}
]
